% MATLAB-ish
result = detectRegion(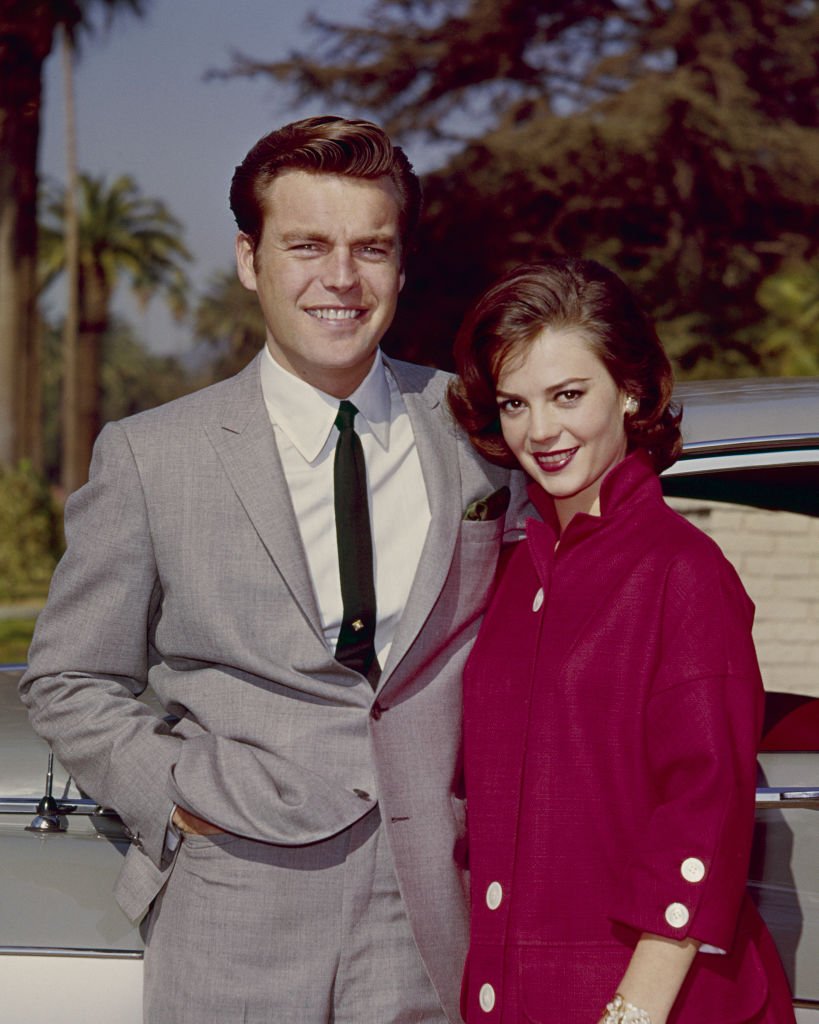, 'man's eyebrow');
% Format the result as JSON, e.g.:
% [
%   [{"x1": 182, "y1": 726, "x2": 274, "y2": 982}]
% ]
[
  {"x1": 278, "y1": 230, "x2": 398, "y2": 247},
  {"x1": 279, "y1": 230, "x2": 331, "y2": 243},
  {"x1": 357, "y1": 232, "x2": 398, "y2": 246}
]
